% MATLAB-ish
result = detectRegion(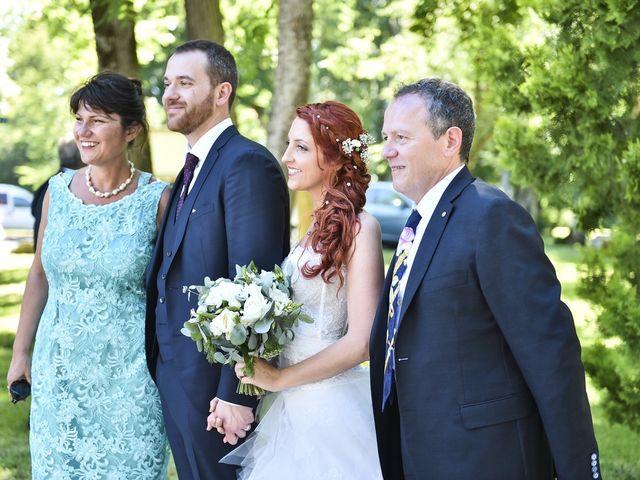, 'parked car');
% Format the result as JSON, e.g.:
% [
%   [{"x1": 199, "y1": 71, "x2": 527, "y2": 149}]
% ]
[
  {"x1": 365, "y1": 181, "x2": 414, "y2": 245},
  {"x1": 0, "y1": 183, "x2": 34, "y2": 230}
]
